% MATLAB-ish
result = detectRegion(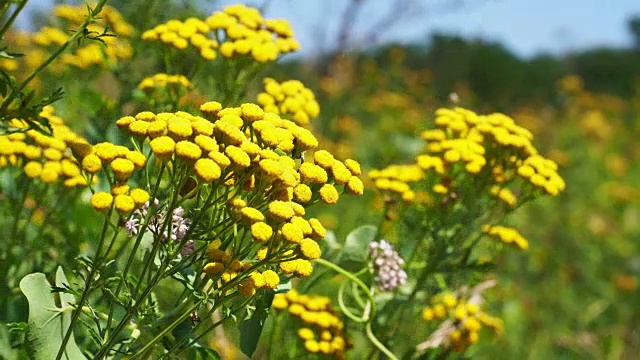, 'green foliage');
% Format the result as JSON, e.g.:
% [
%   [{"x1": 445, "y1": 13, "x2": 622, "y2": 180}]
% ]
[{"x1": 19, "y1": 268, "x2": 84, "y2": 360}]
